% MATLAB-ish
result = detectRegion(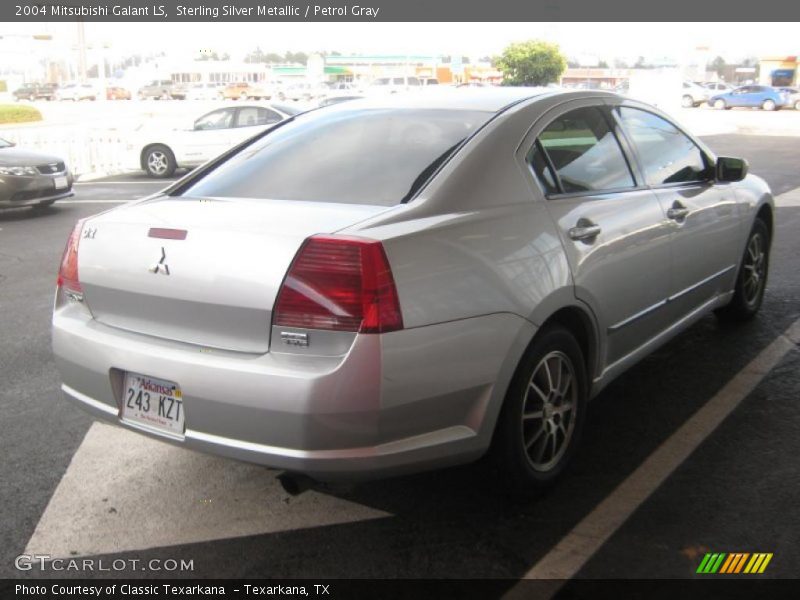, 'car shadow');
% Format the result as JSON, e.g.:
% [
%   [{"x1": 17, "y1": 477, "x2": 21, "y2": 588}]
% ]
[
  {"x1": 0, "y1": 204, "x2": 60, "y2": 222},
  {"x1": 49, "y1": 292, "x2": 799, "y2": 582}
]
